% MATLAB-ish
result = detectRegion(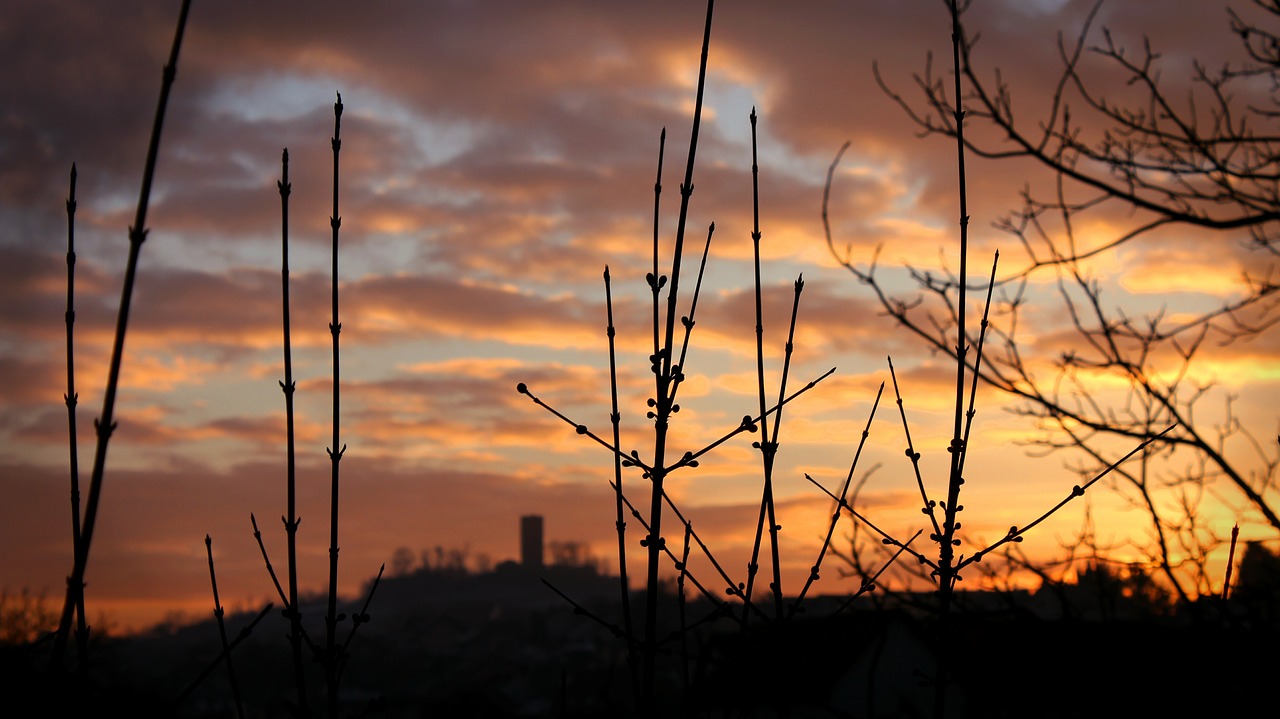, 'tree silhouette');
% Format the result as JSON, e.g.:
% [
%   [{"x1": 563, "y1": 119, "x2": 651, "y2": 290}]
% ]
[
  {"x1": 1230, "y1": 540, "x2": 1280, "y2": 623},
  {"x1": 827, "y1": 0, "x2": 1280, "y2": 604}
]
